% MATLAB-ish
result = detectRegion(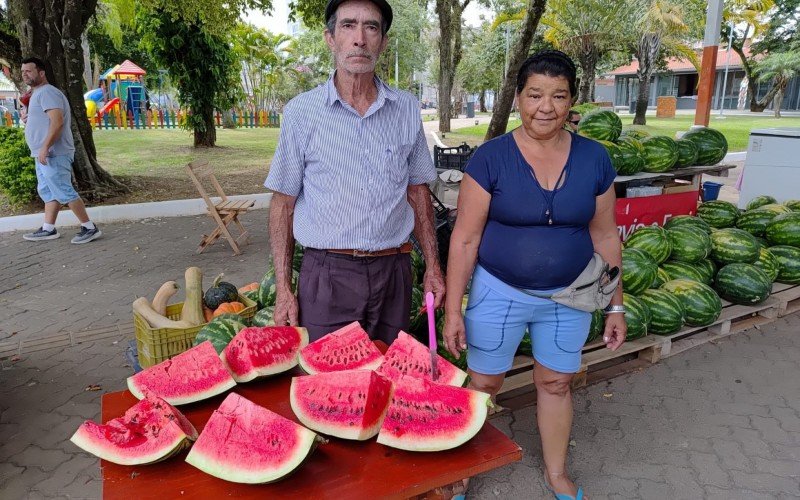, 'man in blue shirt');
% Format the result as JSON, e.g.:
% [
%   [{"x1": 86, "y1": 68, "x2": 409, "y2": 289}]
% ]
[{"x1": 265, "y1": 0, "x2": 444, "y2": 343}]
